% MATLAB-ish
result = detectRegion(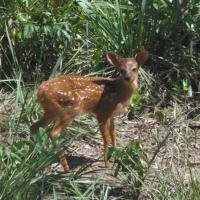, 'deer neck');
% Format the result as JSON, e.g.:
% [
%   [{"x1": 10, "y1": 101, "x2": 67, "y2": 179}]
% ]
[{"x1": 118, "y1": 76, "x2": 138, "y2": 96}]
